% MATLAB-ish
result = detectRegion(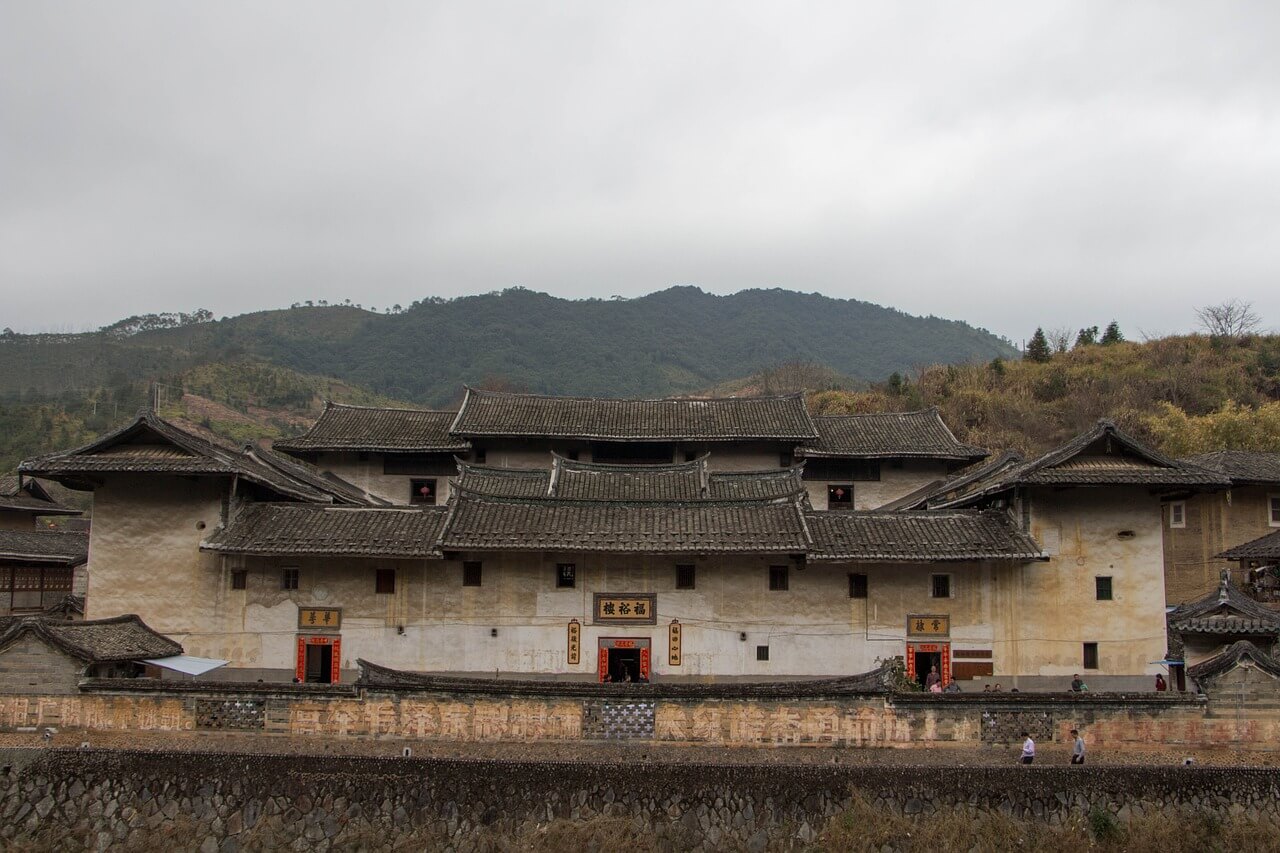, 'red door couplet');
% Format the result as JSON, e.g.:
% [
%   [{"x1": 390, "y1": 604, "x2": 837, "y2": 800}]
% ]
[{"x1": 598, "y1": 647, "x2": 609, "y2": 682}]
